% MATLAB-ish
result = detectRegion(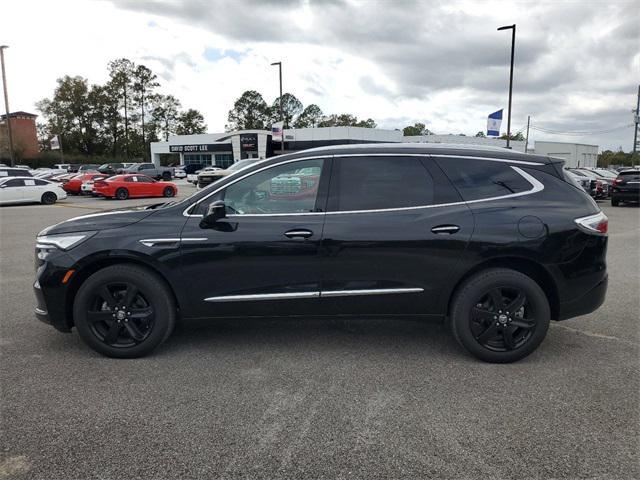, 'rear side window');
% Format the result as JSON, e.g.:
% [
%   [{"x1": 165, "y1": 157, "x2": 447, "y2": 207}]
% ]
[
  {"x1": 619, "y1": 171, "x2": 640, "y2": 179},
  {"x1": 34, "y1": 179, "x2": 48, "y2": 186},
  {"x1": 332, "y1": 156, "x2": 434, "y2": 211},
  {"x1": 436, "y1": 158, "x2": 531, "y2": 201}
]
